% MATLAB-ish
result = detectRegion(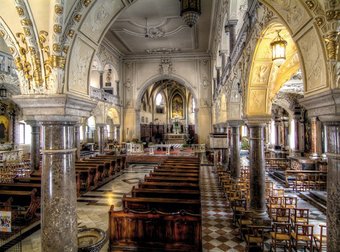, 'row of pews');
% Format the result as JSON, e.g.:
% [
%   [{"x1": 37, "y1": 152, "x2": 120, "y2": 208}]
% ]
[
  {"x1": 75, "y1": 153, "x2": 126, "y2": 196},
  {"x1": 0, "y1": 153, "x2": 126, "y2": 225},
  {"x1": 109, "y1": 156, "x2": 202, "y2": 252}
]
